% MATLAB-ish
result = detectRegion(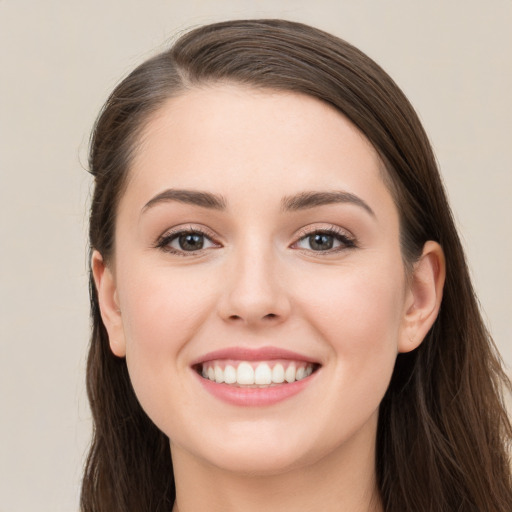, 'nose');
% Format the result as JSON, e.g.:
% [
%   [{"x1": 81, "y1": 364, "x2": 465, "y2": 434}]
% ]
[{"x1": 217, "y1": 243, "x2": 291, "y2": 327}]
